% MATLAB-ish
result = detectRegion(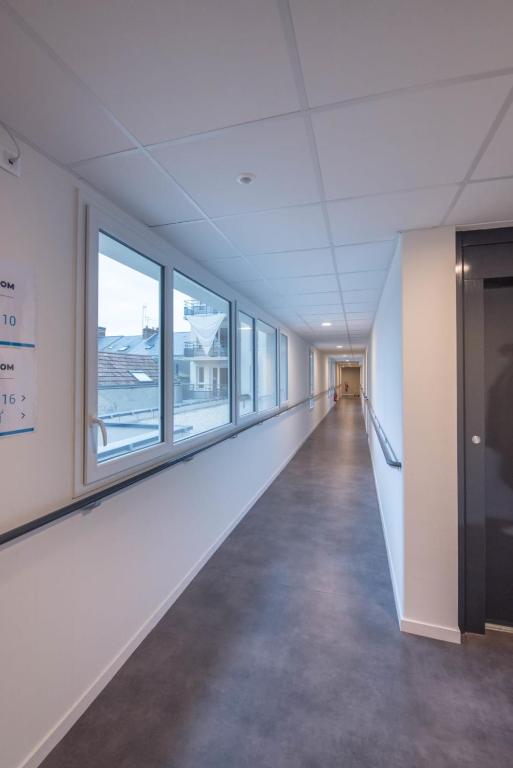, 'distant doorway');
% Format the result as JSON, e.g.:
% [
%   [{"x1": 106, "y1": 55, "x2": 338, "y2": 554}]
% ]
[
  {"x1": 458, "y1": 228, "x2": 513, "y2": 633},
  {"x1": 341, "y1": 365, "x2": 361, "y2": 397}
]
